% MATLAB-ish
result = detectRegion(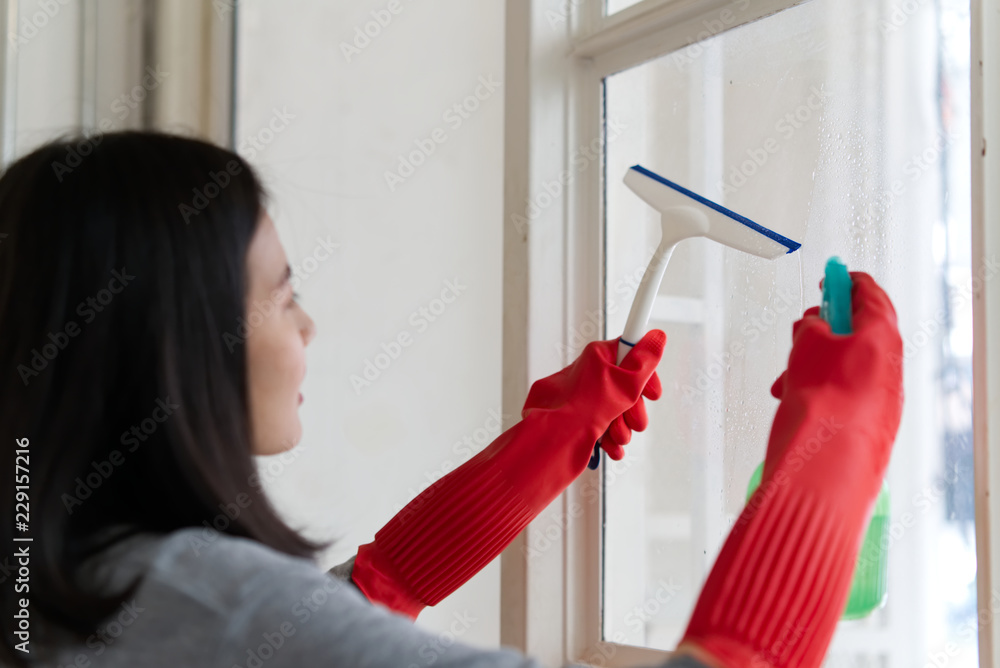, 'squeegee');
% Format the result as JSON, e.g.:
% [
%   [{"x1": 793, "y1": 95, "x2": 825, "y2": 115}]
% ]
[{"x1": 589, "y1": 164, "x2": 802, "y2": 469}]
